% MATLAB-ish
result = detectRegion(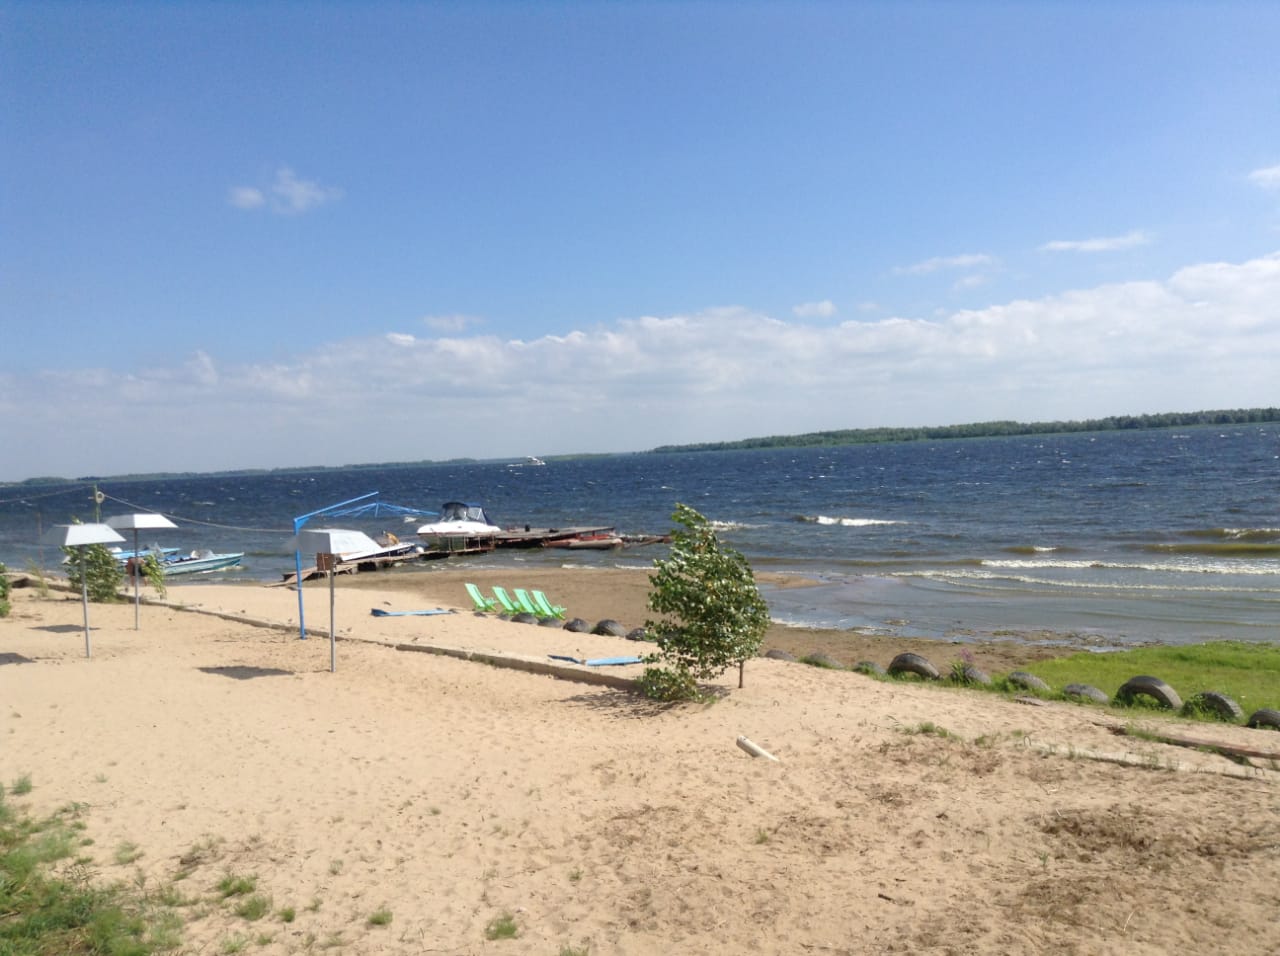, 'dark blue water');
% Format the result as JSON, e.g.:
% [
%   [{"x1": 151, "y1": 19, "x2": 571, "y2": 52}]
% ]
[{"x1": 3, "y1": 425, "x2": 1278, "y2": 648}]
